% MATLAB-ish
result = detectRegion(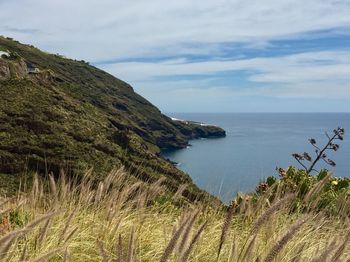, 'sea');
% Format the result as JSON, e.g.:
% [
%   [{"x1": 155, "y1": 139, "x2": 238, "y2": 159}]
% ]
[{"x1": 161, "y1": 113, "x2": 350, "y2": 202}]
